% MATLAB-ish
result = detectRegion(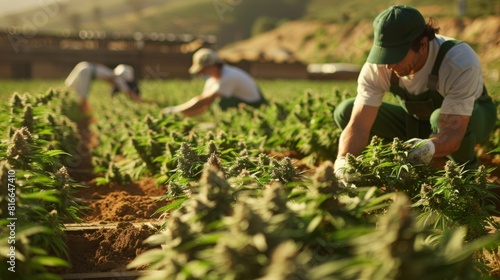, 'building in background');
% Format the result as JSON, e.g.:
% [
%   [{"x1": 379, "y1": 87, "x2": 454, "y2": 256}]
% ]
[{"x1": 0, "y1": 30, "x2": 216, "y2": 79}]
